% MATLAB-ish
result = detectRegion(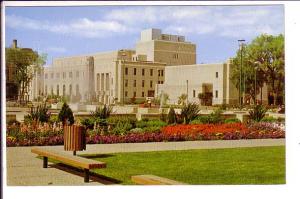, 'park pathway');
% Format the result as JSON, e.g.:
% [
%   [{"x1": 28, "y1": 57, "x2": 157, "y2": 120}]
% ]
[{"x1": 6, "y1": 139, "x2": 285, "y2": 186}]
